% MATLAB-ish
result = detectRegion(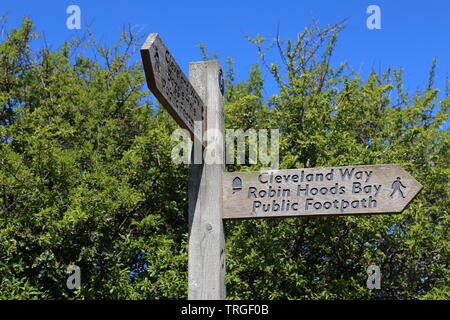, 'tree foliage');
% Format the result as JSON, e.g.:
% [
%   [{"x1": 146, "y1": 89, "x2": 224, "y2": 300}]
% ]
[
  {"x1": 0, "y1": 18, "x2": 448, "y2": 299},
  {"x1": 0, "y1": 18, "x2": 188, "y2": 299}
]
